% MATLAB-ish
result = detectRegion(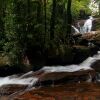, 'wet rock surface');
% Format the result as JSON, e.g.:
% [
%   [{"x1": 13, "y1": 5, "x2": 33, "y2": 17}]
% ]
[
  {"x1": 0, "y1": 84, "x2": 27, "y2": 96},
  {"x1": 0, "y1": 69, "x2": 98, "y2": 100},
  {"x1": 77, "y1": 31, "x2": 100, "y2": 46},
  {"x1": 34, "y1": 70, "x2": 96, "y2": 86},
  {"x1": 91, "y1": 60, "x2": 100, "y2": 72},
  {"x1": 0, "y1": 84, "x2": 27, "y2": 100},
  {"x1": 12, "y1": 83, "x2": 100, "y2": 100}
]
